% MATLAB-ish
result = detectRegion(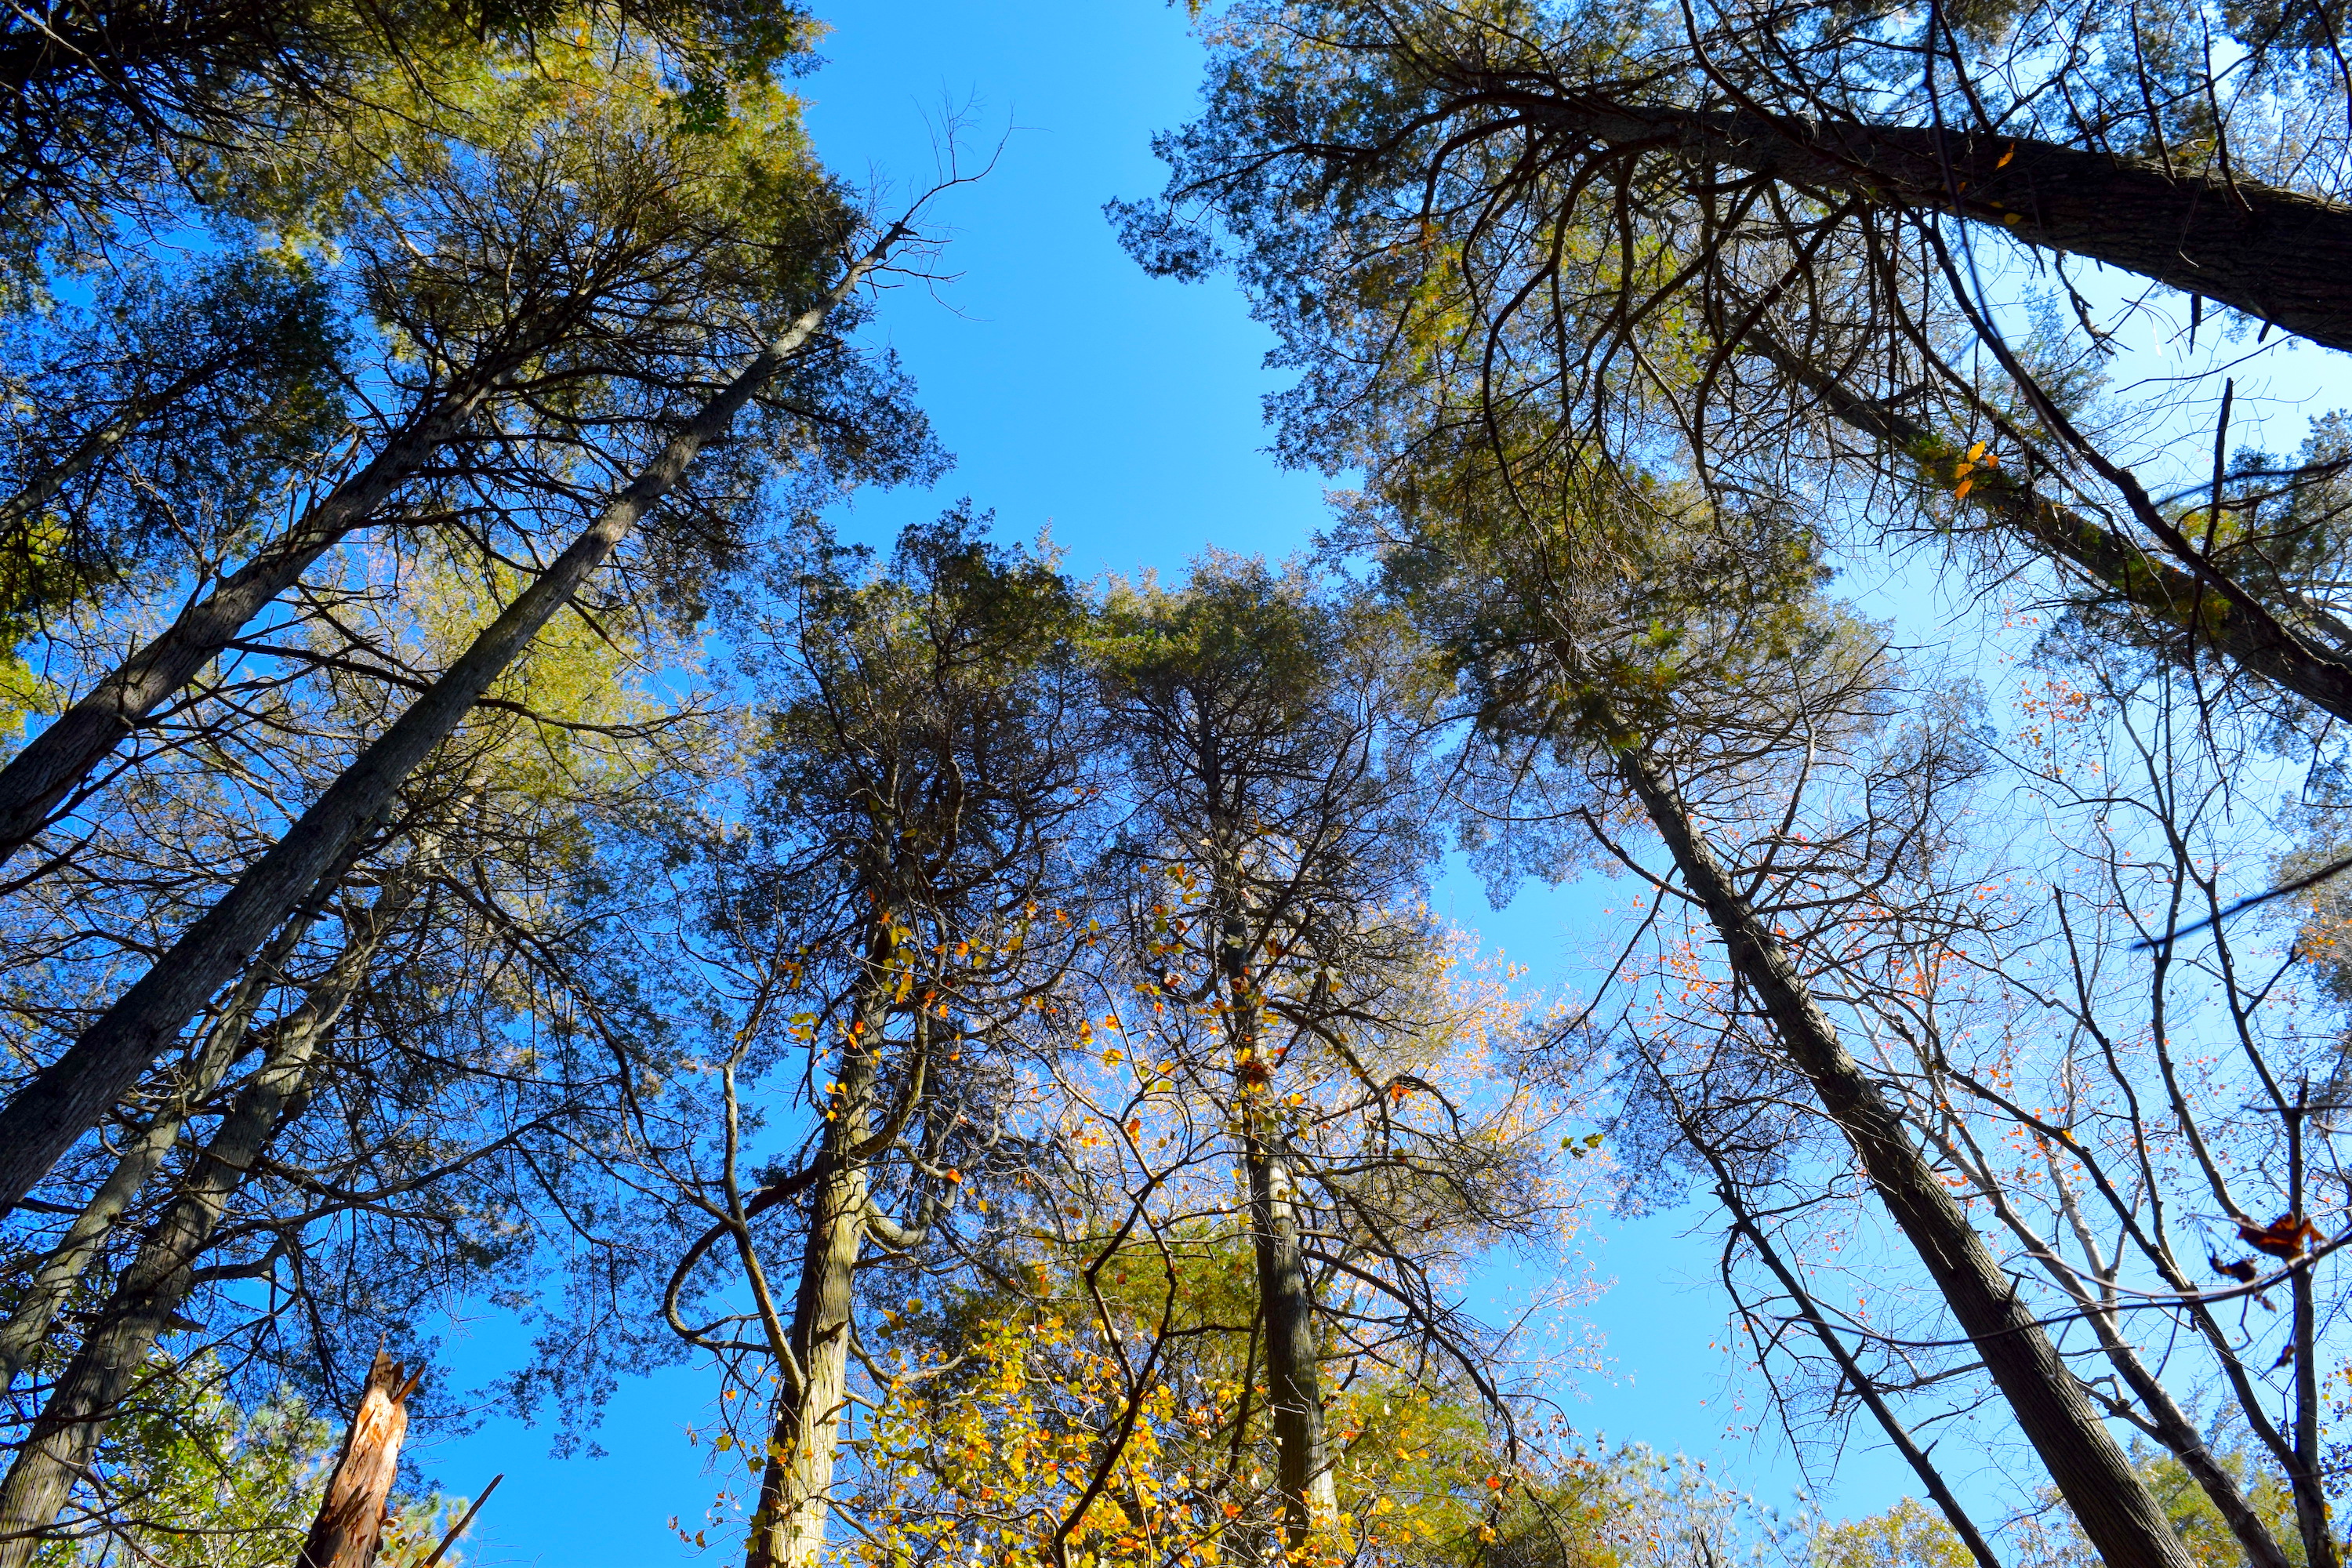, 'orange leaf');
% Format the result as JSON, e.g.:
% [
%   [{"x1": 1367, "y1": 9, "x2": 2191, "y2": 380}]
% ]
[{"x1": 2239, "y1": 1213, "x2": 2321, "y2": 1258}]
